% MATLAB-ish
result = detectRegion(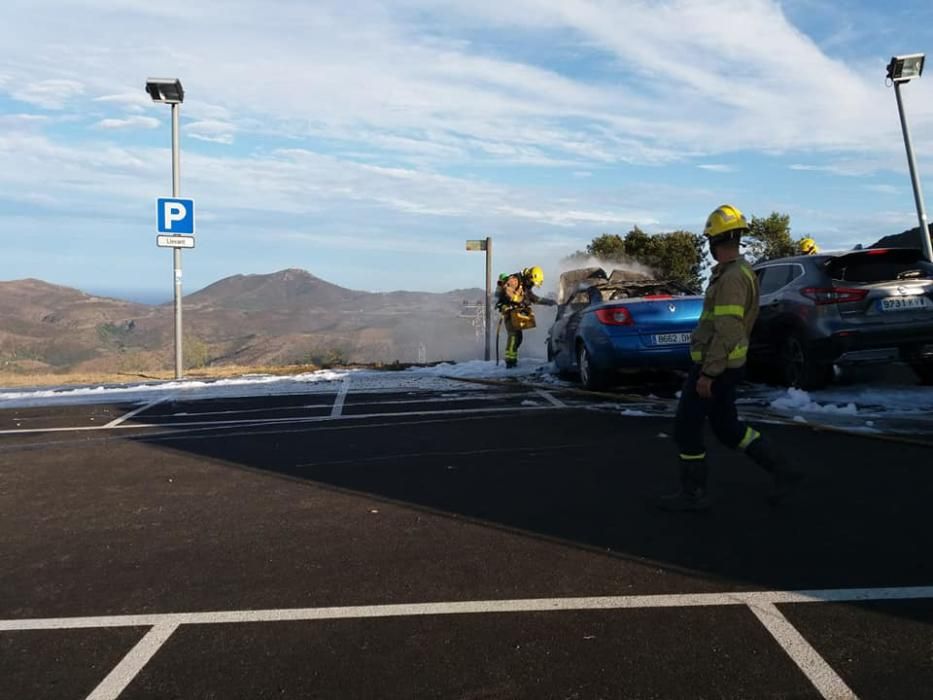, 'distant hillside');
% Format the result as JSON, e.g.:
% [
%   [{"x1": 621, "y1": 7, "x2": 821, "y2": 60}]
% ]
[
  {"x1": 0, "y1": 279, "x2": 162, "y2": 372},
  {"x1": 870, "y1": 224, "x2": 933, "y2": 249},
  {"x1": 0, "y1": 270, "x2": 492, "y2": 374}
]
